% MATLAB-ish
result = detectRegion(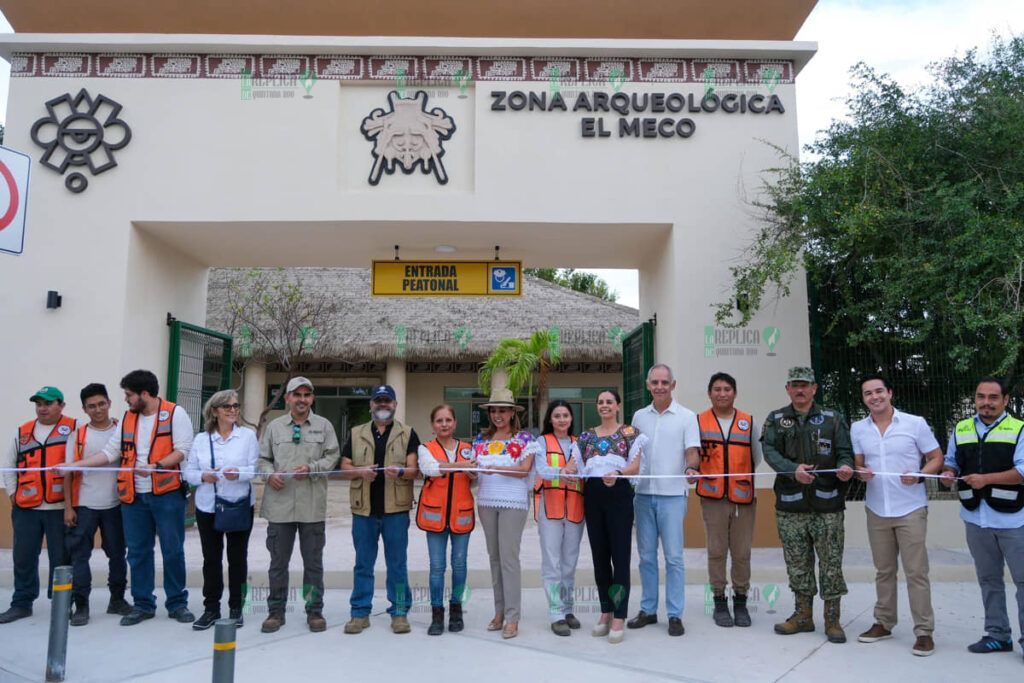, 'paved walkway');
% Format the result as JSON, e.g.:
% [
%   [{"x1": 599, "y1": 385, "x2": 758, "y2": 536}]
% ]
[{"x1": 1, "y1": 582, "x2": 1022, "y2": 682}]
